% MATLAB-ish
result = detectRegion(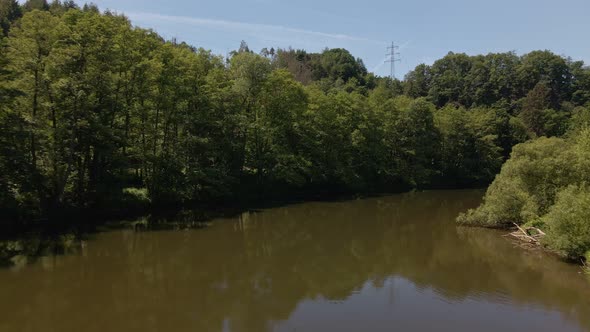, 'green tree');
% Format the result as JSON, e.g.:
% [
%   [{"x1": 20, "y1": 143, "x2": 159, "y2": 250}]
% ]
[
  {"x1": 458, "y1": 136, "x2": 580, "y2": 227},
  {"x1": 388, "y1": 98, "x2": 440, "y2": 187},
  {"x1": 6, "y1": 10, "x2": 63, "y2": 211},
  {"x1": 543, "y1": 185, "x2": 590, "y2": 259},
  {"x1": 520, "y1": 82, "x2": 568, "y2": 137},
  {"x1": 465, "y1": 52, "x2": 520, "y2": 106},
  {"x1": 434, "y1": 105, "x2": 503, "y2": 186},
  {"x1": 517, "y1": 50, "x2": 572, "y2": 108},
  {"x1": 312, "y1": 48, "x2": 367, "y2": 83},
  {"x1": 246, "y1": 70, "x2": 309, "y2": 190},
  {"x1": 23, "y1": 0, "x2": 49, "y2": 11},
  {"x1": 428, "y1": 52, "x2": 472, "y2": 107},
  {"x1": 404, "y1": 63, "x2": 431, "y2": 98},
  {"x1": 569, "y1": 60, "x2": 590, "y2": 106},
  {"x1": 0, "y1": 0, "x2": 21, "y2": 37}
]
